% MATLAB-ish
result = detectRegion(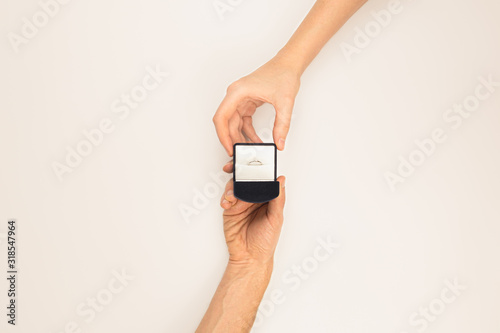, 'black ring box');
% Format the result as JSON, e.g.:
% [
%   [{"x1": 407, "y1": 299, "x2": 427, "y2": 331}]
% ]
[{"x1": 233, "y1": 143, "x2": 280, "y2": 203}]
